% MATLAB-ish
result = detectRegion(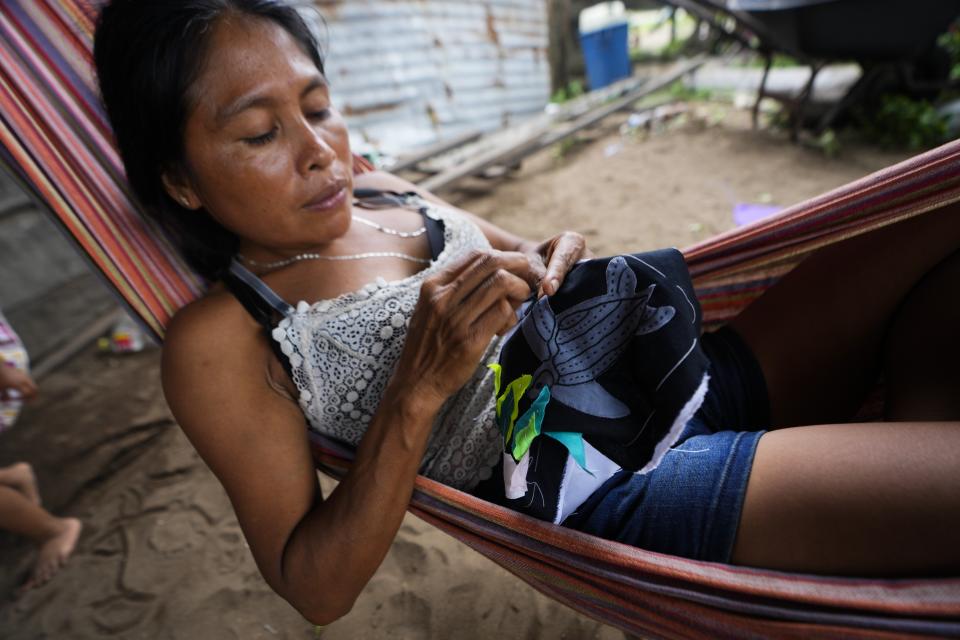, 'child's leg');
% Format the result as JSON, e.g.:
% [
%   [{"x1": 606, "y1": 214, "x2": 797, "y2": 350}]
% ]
[
  {"x1": 732, "y1": 421, "x2": 960, "y2": 575},
  {"x1": 730, "y1": 202, "x2": 960, "y2": 427},
  {"x1": 0, "y1": 462, "x2": 41, "y2": 505},
  {"x1": 0, "y1": 485, "x2": 82, "y2": 592}
]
